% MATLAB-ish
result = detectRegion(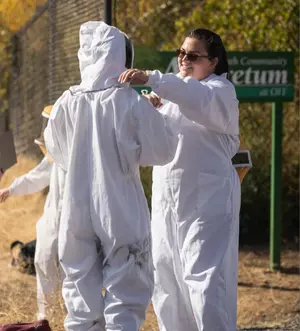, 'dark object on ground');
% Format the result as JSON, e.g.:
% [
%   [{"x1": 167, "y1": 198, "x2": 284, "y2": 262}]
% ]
[
  {"x1": 0, "y1": 319, "x2": 51, "y2": 330},
  {"x1": 10, "y1": 240, "x2": 36, "y2": 275}
]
